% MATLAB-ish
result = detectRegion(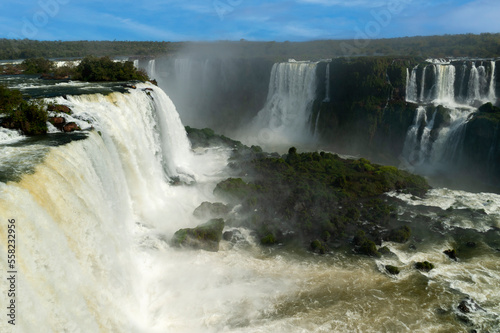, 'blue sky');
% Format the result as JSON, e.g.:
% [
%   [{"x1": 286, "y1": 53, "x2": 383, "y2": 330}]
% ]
[{"x1": 1, "y1": 0, "x2": 499, "y2": 41}]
